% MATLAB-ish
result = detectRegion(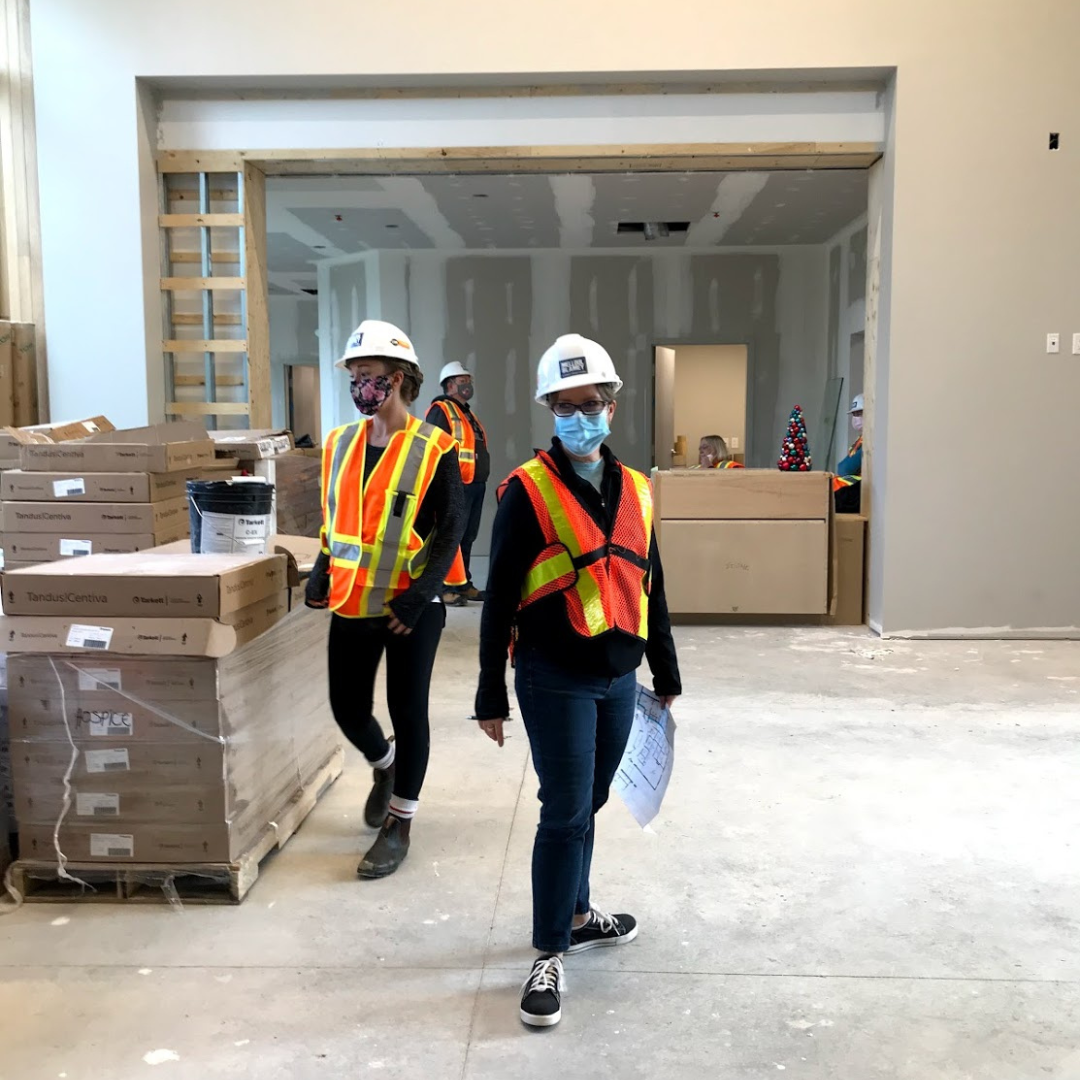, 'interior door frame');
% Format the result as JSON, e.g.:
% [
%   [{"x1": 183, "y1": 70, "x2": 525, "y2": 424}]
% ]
[{"x1": 650, "y1": 337, "x2": 755, "y2": 468}]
